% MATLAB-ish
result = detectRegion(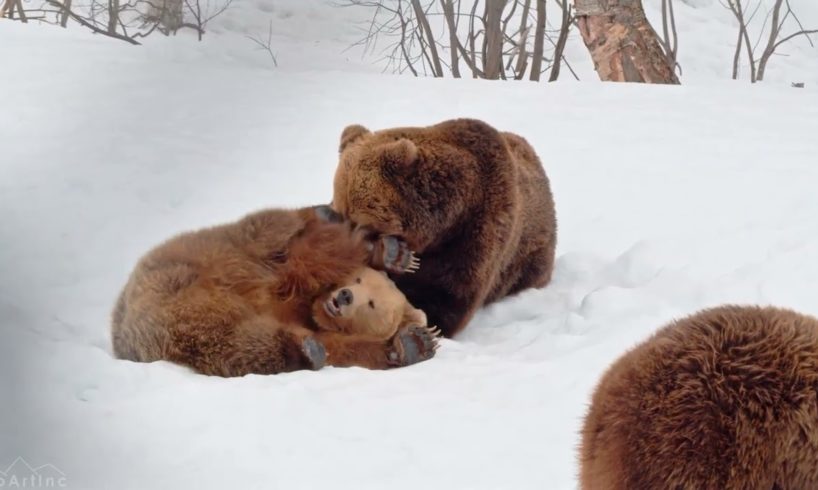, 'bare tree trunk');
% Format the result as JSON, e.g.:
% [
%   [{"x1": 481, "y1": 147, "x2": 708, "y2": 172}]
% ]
[
  {"x1": 3, "y1": 0, "x2": 27, "y2": 21},
  {"x1": 107, "y1": 0, "x2": 119, "y2": 33},
  {"x1": 575, "y1": 0, "x2": 680, "y2": 83},
  {"x1": 740, "y1": 23, "x2": 755, "y2": 82},
  {"x1": 440, "y1": 0, "x2": 461, "y2": 78},
  {"x1": 731, "y1": 24, "x2": 743, "y2": 79},
  {"x1": 447, "y1": 1, "x2": 485, "y2": 78},
  {"x1": 529, "y1": 0, "x2": 546, "y2": 81},
  {"x1": 468, "y1": 0, "x2": 480, "y2": 77},
  {"x1": 513, "y1": 0, "x2": 532, "y2": 79},
  {"x1": 756, "y1": 0, "x2": 783, "y2": 81},
  {"x1": 549, "y1": 2, "x2": 572, "y2": 81},
  {"x1": 512, "y1": 26, "x2": 530, "y2": 79},
  {"x1": 15, "y1": 0, "x2": 27, "y2": 21},
  {"x1": 725, "y1": 0, "x2": 756, "y2": 82},
  {"x1": 411, "y1": 0, "x2": 444, "y2": 77},
  {"x1": 660, "y1": 0, "x2": 679, "y2": 73},
  {"x1": 483, "y1": 0, "x2": 508, "y2": 80},
  {"x1": 758, "y1": 28, "x2": 818, "y2": 80},
  {"x1": 60, "y1": 0, "x2": 71, "y2": 26}
]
